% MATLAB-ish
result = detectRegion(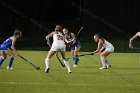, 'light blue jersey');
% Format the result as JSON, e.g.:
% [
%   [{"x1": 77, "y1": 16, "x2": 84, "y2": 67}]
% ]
[{"x1": 0, "y1": 37, "x2": 12, "y2": 50}]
